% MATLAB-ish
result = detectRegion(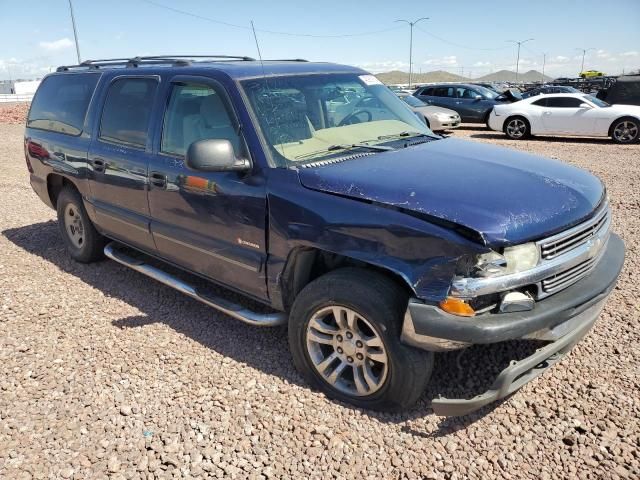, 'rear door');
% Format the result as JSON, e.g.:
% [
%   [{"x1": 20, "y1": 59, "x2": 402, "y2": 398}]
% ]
[
  {"x1": 147, "y1": 74, "x2": 268, "y2": 300},
  {"x1": 418, "y1": 86, "x2": 456, "y2": 110},
  {"x1": 87, "y1": 75, "x2": 159, "y2": 251}
]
